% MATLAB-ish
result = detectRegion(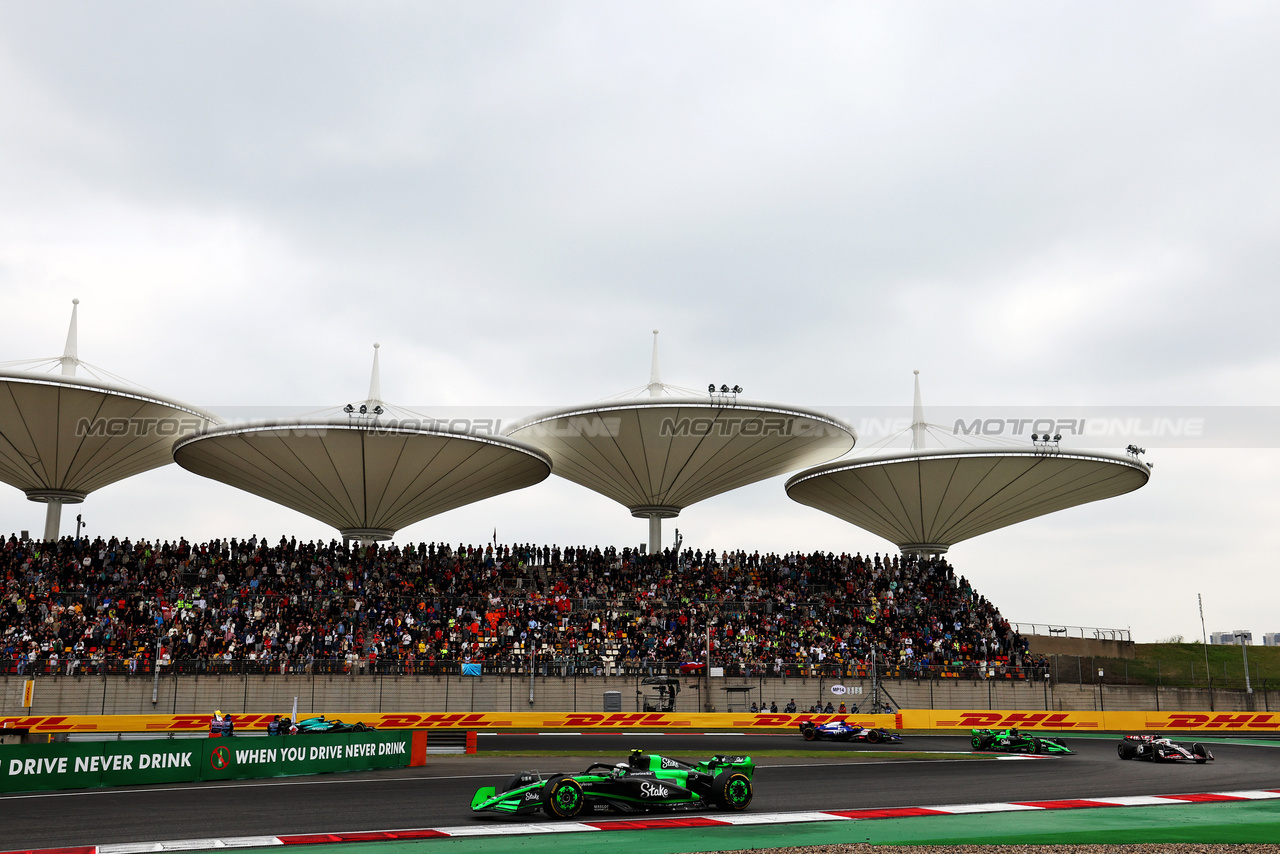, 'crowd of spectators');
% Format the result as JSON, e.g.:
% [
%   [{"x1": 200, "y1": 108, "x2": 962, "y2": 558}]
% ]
[{"x1": 1, "y1": 533, "x2": 1041, "y2": 680}]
